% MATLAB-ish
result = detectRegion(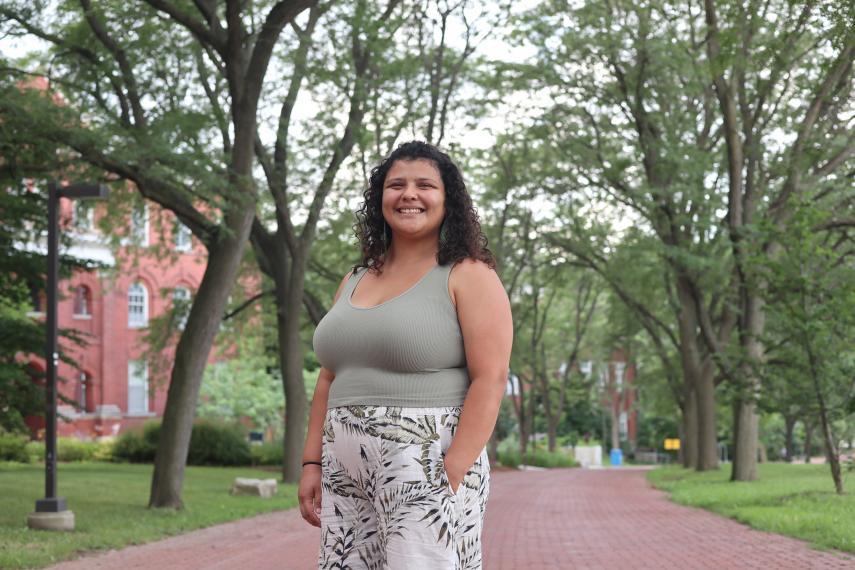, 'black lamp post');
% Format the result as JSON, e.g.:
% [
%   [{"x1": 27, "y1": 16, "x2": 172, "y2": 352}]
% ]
[{"x1": 28, "y1": 181, "x2": 108, "y2": 532}]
